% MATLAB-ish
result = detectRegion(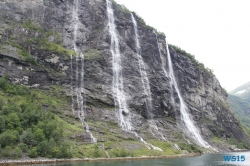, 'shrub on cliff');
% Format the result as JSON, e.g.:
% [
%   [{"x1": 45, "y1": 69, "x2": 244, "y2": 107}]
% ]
[
  {"x1": 29, "y1": 147, "x2": 38, "y2": 158},
  {"x1": 0, "y1": 130, "x2": 19, "y2": 148}
]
